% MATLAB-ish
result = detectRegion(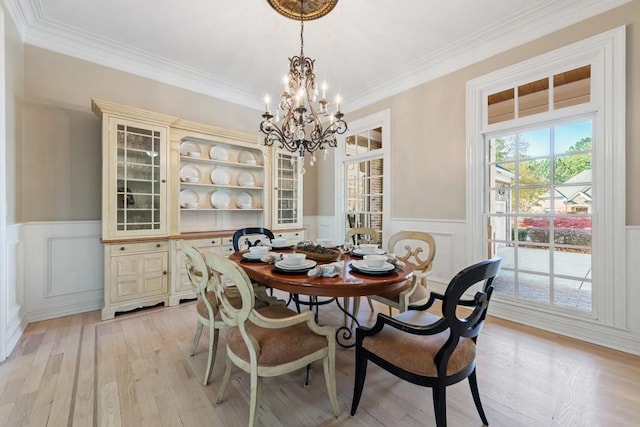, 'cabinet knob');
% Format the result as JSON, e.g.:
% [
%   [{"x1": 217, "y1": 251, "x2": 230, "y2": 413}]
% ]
[
  {"x1": 212, "y1": 240, "x2": 216, "y2": 244},
  {"x1": 161, "y1": 179, "x2": 166, "y2": 183},
  {"x1": 163, "y1": 271, "x2": 168, "y2": 275},
  {"x1": 120, "y1": 246, "x2": 125, "y2": 251},
  {"x1": 156, "y1": 243, "x2": 161, "y2": 248}
]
